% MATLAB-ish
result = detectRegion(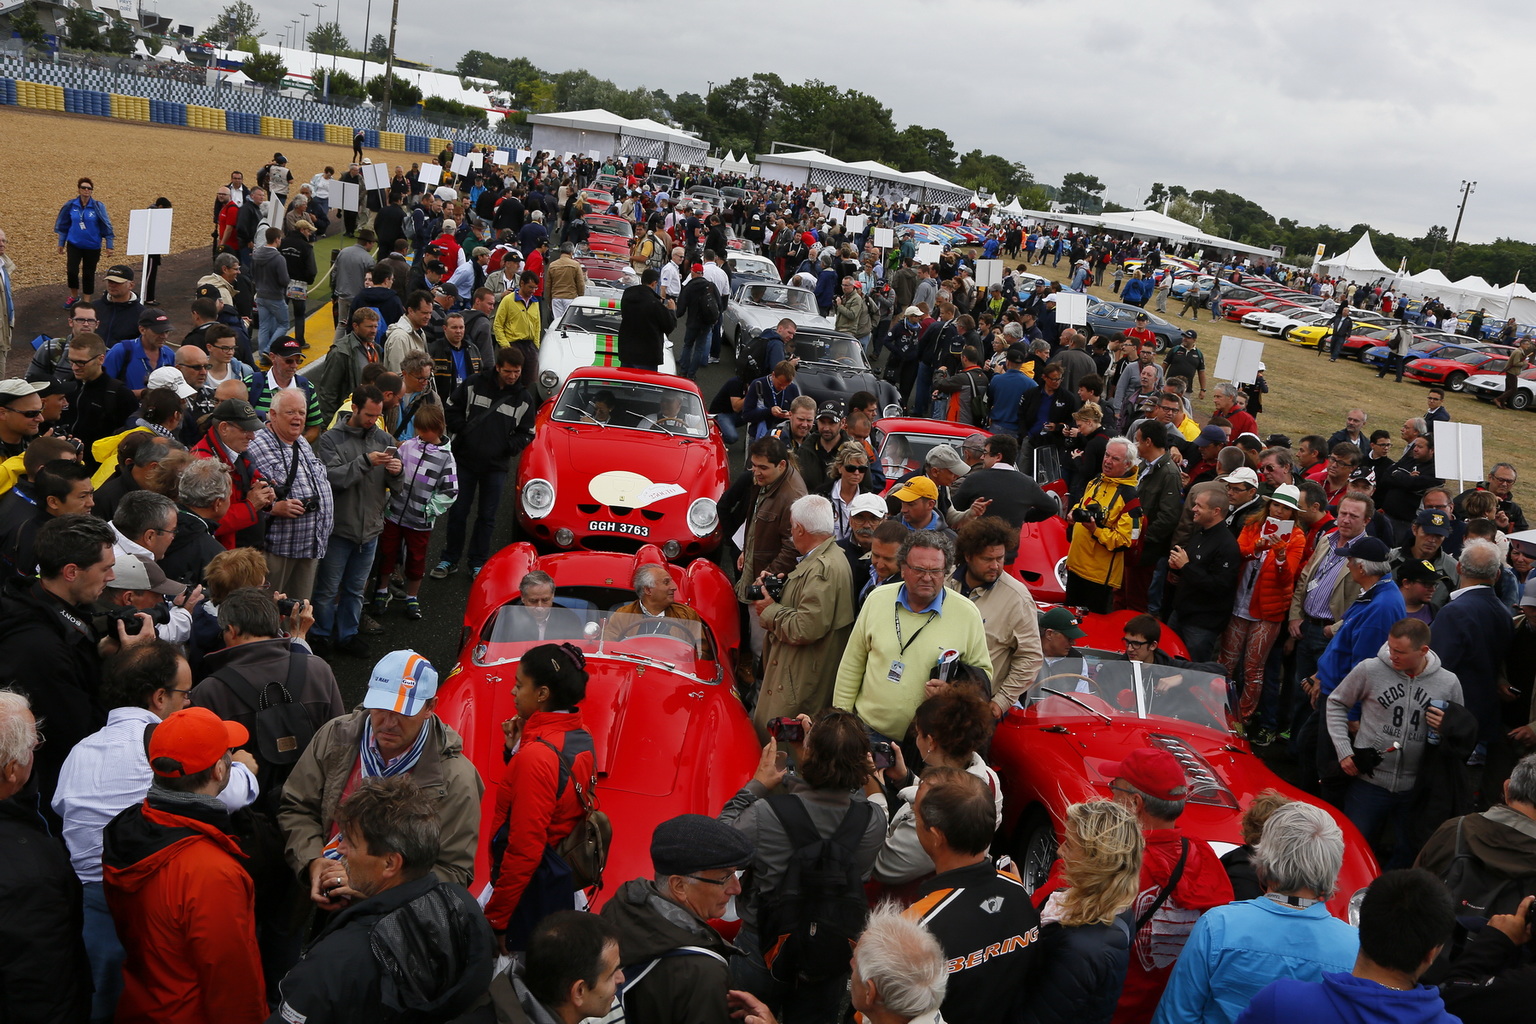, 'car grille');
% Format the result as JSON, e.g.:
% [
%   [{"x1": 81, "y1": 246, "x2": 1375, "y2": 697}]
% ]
[
  {"x1": 1147, "y1": 733, "x2": 1240, "y2": 809},
  {"x1": 582, "y1": 535, "x2": 646, "y2": 554},
  {"x1": 576, "y1": 503, "x2": 665, "y2": 521}
]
